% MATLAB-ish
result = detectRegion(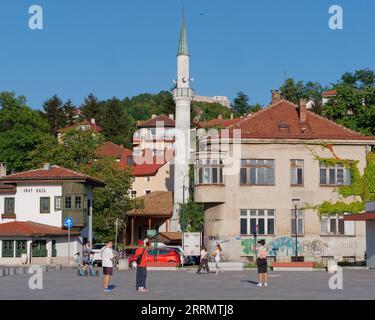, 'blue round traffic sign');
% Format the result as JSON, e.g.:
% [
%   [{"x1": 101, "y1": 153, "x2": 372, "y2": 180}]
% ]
[{"x1": 64, "y1": 216, "x2": 74, "y2": 228}]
